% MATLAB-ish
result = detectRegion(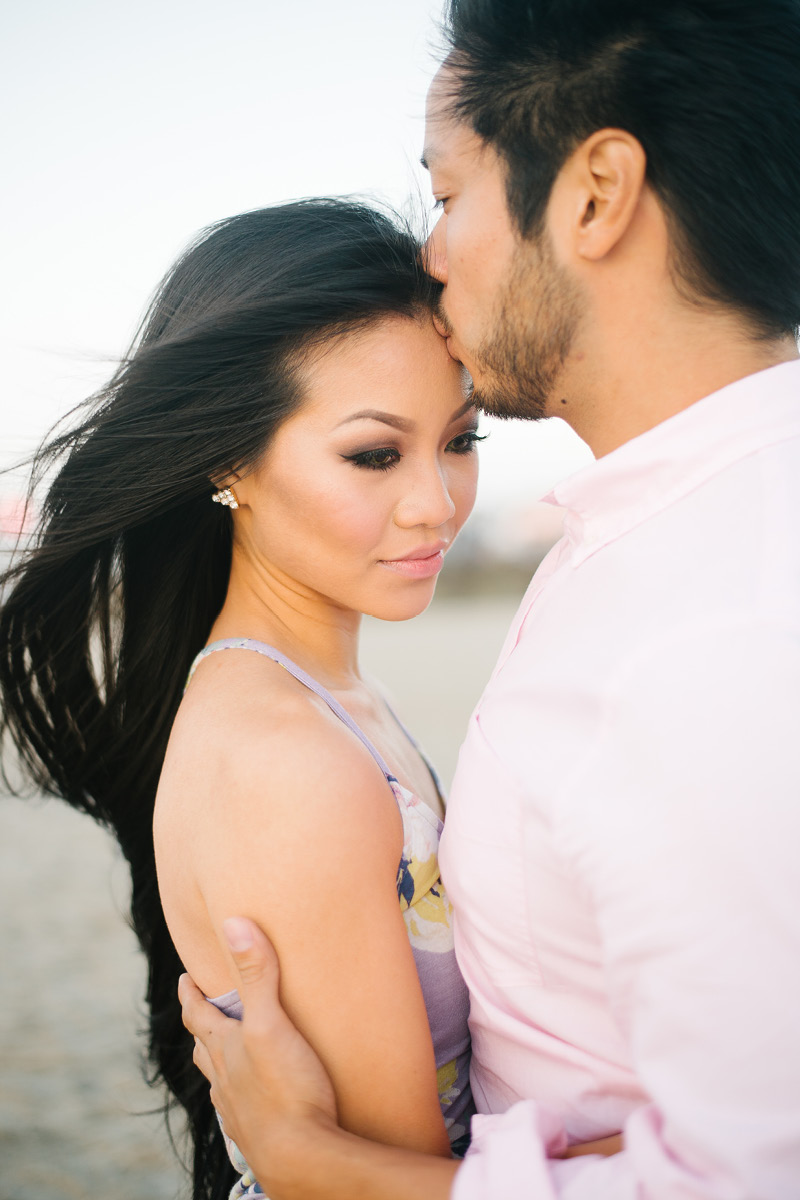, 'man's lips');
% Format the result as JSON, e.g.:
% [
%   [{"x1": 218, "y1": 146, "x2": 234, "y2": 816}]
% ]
[
  {"x1": 444, "y1": 338, "x2": 464, "y2": 365},
  {"x1": 434, "y1": 318, "x2": 464, "y2": 364},
  {"x1": 378, "y1": 543, "x2": 448, "y2": 580}
]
